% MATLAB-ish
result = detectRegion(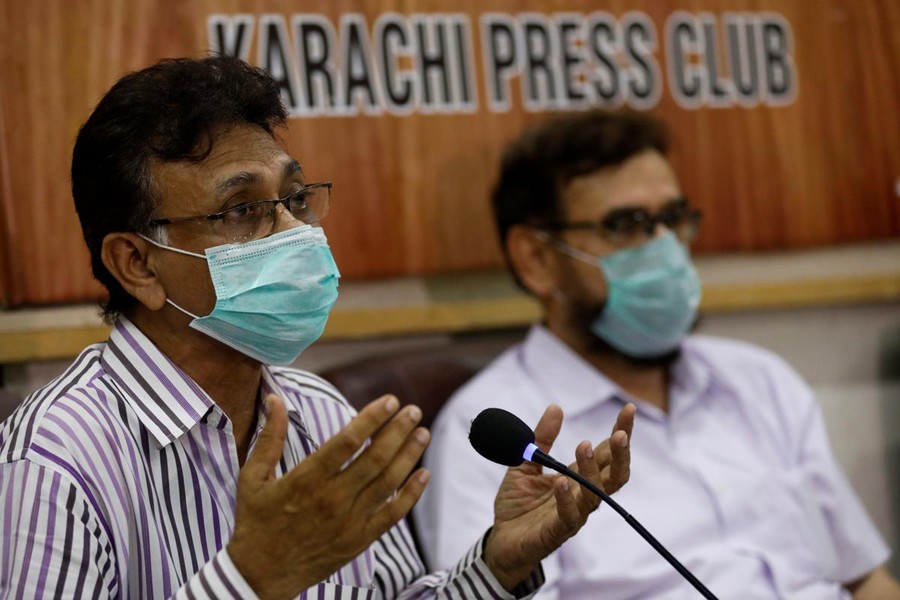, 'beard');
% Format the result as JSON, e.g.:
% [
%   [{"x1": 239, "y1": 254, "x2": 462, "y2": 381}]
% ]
[
  {"x1": 556, "y1": 263, "x2": 690, "y2": 370},
  {"x1": 566, "y1": 298, "x2": 684, "y2": 369}
]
